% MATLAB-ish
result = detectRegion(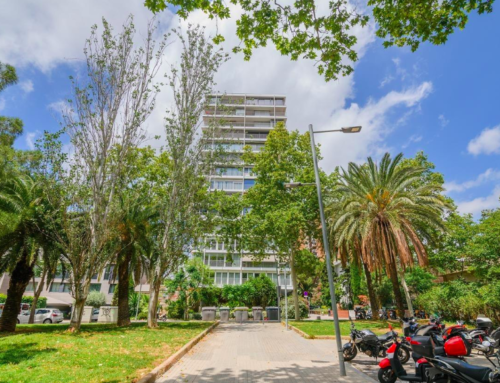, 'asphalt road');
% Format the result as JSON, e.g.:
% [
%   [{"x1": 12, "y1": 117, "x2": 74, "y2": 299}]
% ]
[{"x1": 348, "y1": 350, "x2": 497, "y2": 382}]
